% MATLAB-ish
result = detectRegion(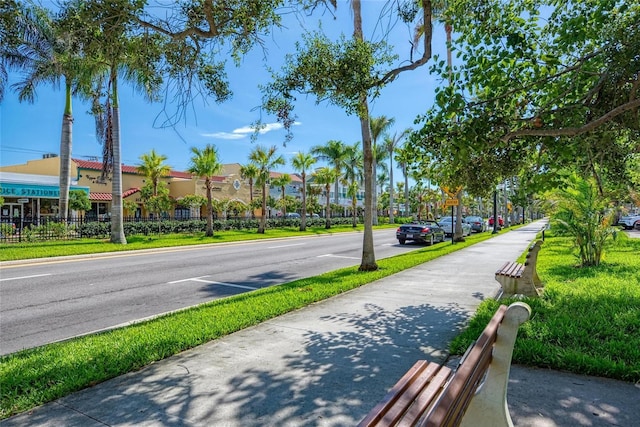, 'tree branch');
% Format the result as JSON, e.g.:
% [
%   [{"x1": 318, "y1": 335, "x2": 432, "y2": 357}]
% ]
[
  {"x1": 377, "y1": 0, "x2": 432, "y2": 86},
  {"x1": 502, "y1": 98, "x2": 640, "y2": 141}
]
